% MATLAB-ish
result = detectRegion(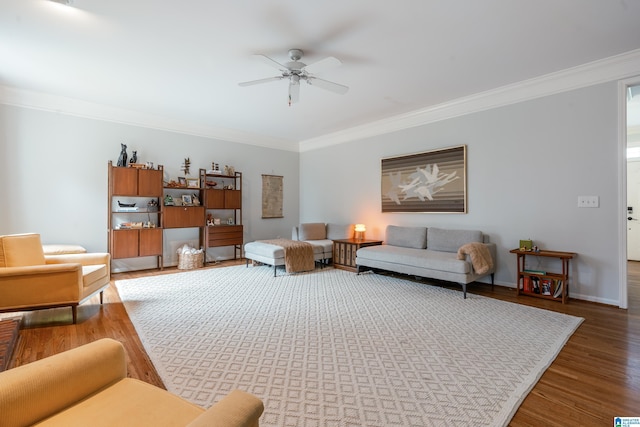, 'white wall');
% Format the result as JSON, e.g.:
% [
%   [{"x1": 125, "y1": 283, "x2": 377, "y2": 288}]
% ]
[
  {"x1": 0, "y1": 105, "x2": 300, "y2": 270},
  {"x1": 300, "y1": 82, "x2": 620, "y2": 305}
]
